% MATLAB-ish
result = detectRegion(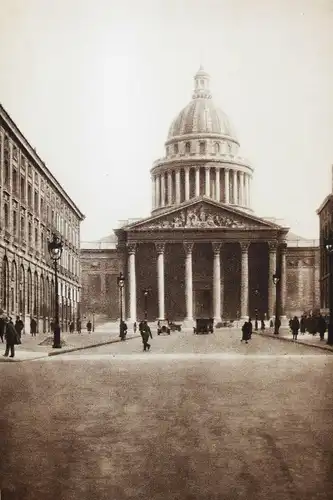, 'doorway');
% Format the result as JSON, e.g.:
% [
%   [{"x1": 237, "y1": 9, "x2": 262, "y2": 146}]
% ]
[{"x1": 195, "y1": 289, "x2": 212, "y2": 318}]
